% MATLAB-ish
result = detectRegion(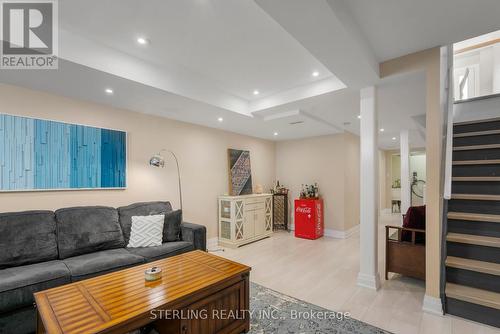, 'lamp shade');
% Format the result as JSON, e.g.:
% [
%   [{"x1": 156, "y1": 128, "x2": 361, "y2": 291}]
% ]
[{"x1": 149, "y1": 154, "x2": 165, "y2": 168}]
